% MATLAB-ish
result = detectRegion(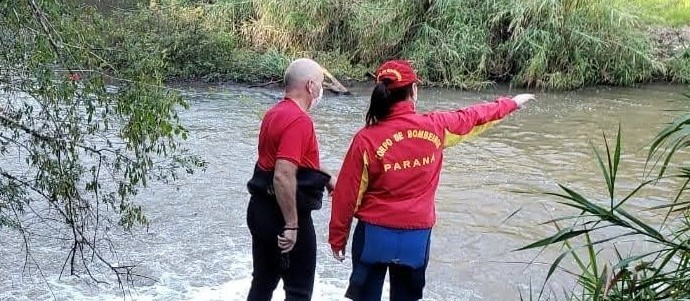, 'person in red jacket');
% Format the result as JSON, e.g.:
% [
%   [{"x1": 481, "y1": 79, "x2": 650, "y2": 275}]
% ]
[{"x1": 328, "y1": 59, "x2": 534, "y2": 301}]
